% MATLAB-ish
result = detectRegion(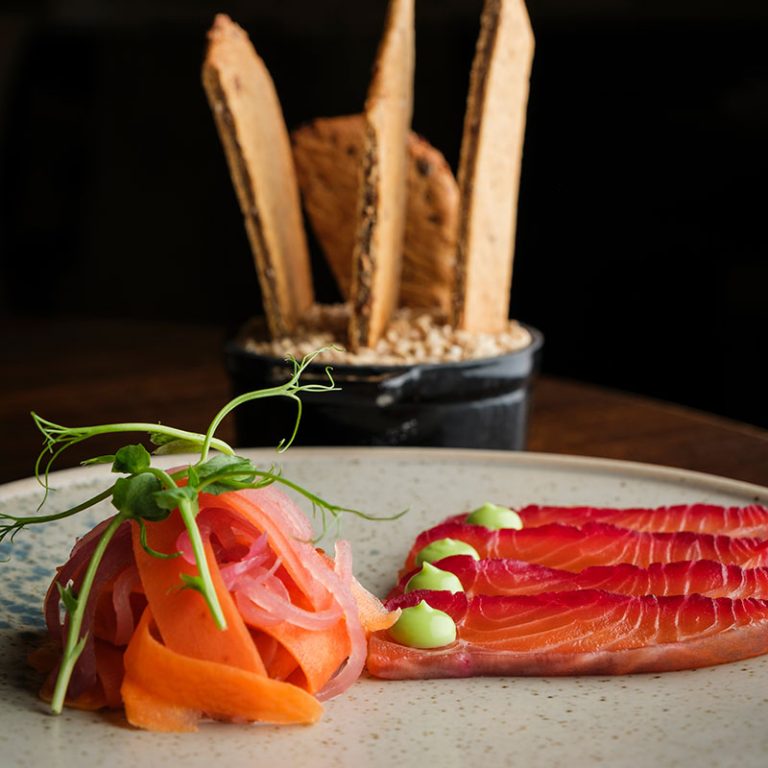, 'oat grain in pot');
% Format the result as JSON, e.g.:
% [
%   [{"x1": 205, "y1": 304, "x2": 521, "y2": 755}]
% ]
[{"x1": 244, "y1": 306, "x2": 532, "y2": 367}]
